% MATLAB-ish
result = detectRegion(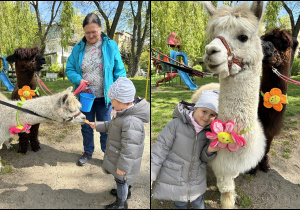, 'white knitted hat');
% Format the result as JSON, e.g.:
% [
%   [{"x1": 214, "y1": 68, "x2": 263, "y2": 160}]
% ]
[
  {"x1": 107, "y1": 77, "x2": 136, "y2": 103},
  {"x1": 195, "y1": 89, "x2": 219, "y2": 114}
]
